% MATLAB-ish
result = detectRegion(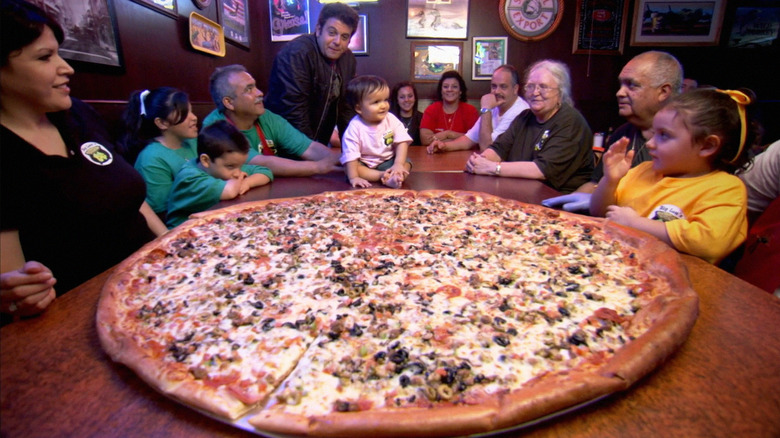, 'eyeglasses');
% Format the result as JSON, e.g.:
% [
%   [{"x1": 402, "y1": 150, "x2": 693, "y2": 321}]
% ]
[{"x1": 523, "y1": 84, "x2": 558, "y2": 95}]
